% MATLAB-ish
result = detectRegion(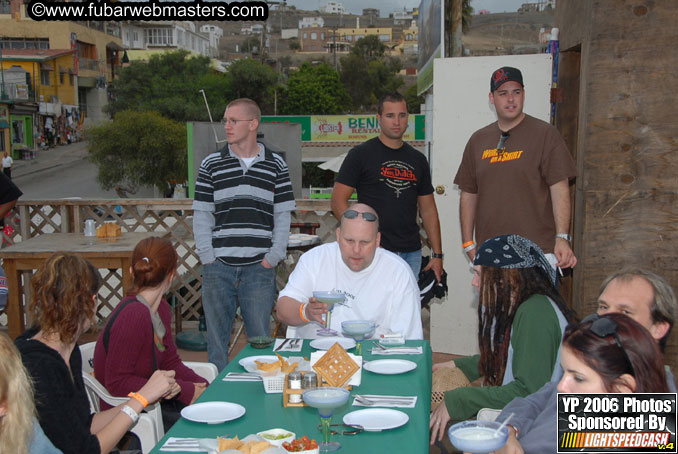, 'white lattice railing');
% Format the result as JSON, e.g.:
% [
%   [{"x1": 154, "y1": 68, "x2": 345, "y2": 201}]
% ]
[{"x1": 0, "y1": 199, "x2": 340, "y2": 330}]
